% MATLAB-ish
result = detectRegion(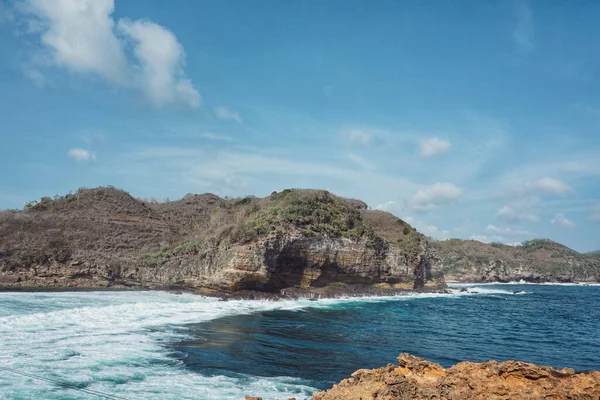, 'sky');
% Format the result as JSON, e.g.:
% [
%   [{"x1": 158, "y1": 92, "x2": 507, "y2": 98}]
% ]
[{"x1": 0, "y1": 0, "x2": 599, "y2": 252}]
